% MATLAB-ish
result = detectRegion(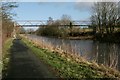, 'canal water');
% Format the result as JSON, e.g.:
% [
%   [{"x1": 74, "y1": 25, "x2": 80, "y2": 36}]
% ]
[{"x1": 26, "y1": 34, "x2": 120, "y2": 71}]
